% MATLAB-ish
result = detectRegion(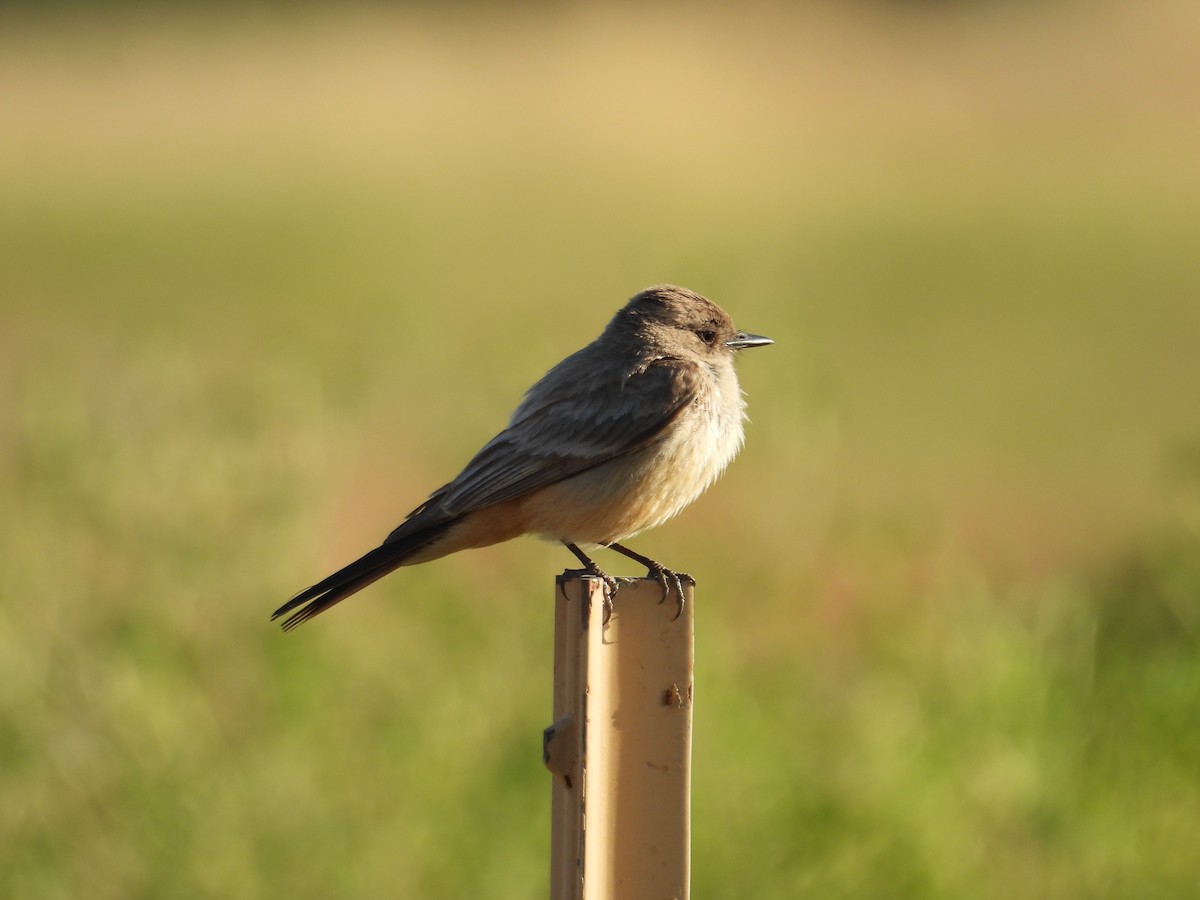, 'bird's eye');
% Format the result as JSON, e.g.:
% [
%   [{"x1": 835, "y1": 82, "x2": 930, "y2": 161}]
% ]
[{"x1": 696, "y1": 330, "x2": 716, "y2": 345}]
